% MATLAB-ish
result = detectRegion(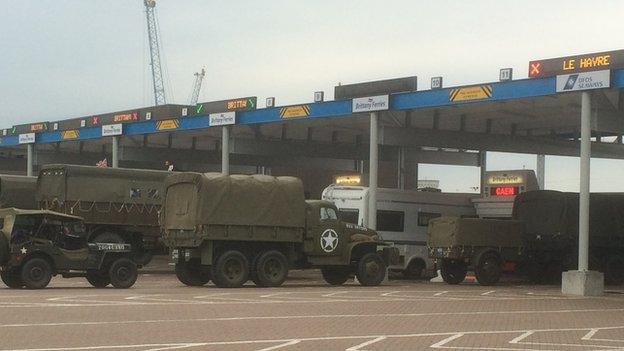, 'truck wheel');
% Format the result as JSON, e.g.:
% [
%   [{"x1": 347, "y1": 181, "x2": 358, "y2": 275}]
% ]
[
  {"x1": 1, "y1": 269, "x2": 24, "y2": 288},
  {"x1": 403, "y1": 260, "x2": 425, "y2": 279},
  {"x1": 321, "y1": 266, "x2": 351, "y2": 286},
  {"x1": 21, "y1": 258, "x2": 53, "y2": 289},
  {"x1": 356, "y1": 253, "x2": 386, "y2": 286},
  {"x1": 109, "y1": 258, "x2": 138, "y2": 289},
  {"x1": 255, "y1": 251, "x2": 289, "y2": 287},
  {"x1": 605, "y1": 257, "x2": 624, "y2": 286},
  {"x1": 175, "y1": 259, "x2": 211, "y2": 286},
  {"x1": 86, "y1": 271, "x2": 110, "y2": 288},
  {"x1": 134, "y1": 251, "x2": 153, "y2": 267},
  {"x1": 440, "y1": 259, "x2": 467, "y2": 285},
  {"x1": 475, "y1": 253, "x2": 502, "y2": 286},
  {"x1": 212, "y1": 250, "x2": 249, "y2": 288}
]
